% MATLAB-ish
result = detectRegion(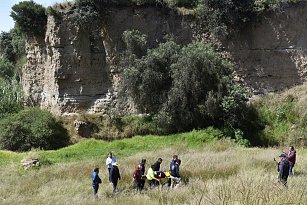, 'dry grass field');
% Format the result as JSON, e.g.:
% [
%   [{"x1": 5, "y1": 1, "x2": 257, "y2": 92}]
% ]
[{"x1": 0, "y1": 139, "x2": 306, "y2": 205}]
